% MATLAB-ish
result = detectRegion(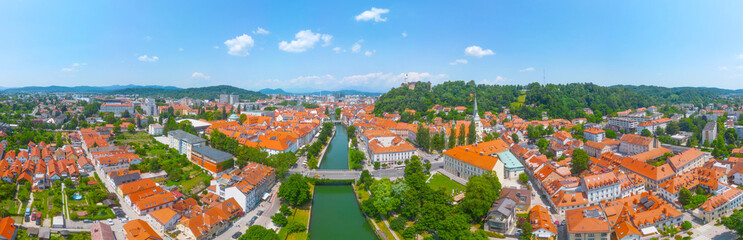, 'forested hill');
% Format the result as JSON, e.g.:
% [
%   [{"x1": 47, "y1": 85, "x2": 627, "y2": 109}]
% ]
[
  {"x1": 108, "y1": 85, "x2": 266, "y2": 101},
  {"x1": 373, "y1": 81, "x2": 738, "y2": 120}
]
